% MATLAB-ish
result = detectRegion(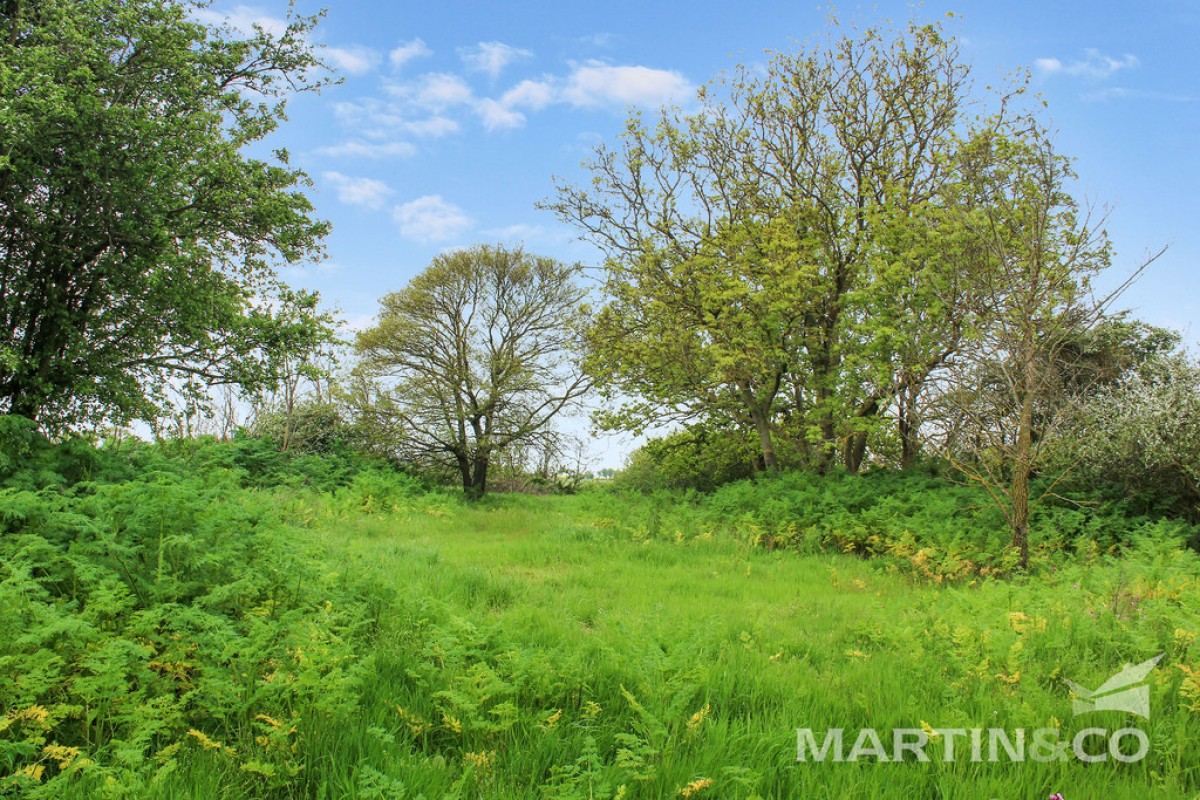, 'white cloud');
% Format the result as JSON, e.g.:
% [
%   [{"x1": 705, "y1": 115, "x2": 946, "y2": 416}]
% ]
[
  {"x1": 316, "y1": 140, "x2": 417, "y2": 159},
  {"x1": 502, "y1": 79, "x2": 556, "y2": 111},
  {"x1": 460, "y1": 41, "x2": 533, "y2": 78},
  {"x1": 192, "y1": 5, "x2": 288, "y2": 36},
  {"x1": 325, "y1": 45, "x2": 382, "y2": 76},
  {"x1": 390, "y1": 38, "x2": 432, "y2": 69},
  {"x1": 393, "y1": 196, "x2": 473, "y2": 243},
  {"x1": 327, "y1": 49, "x2": 694, "y2": 145},
  {"x1": 323, "y1": 172, "x2": 393, "y2": 208},
  {"x1": 1035, "y1": 57, "x2": 1063, "y2": 75},
  {"x1": 1081, "y1": 87, "x2": 1197, "y2": 103},
  {"x1": 474, "y1": 98, "x2": 526, "y2": 131},
  {"x1": 333, "y1": 99, "x2": 459, "y2": 138},
  {"x1": 1036, "y1": 49, "x2": 1140, "y2": 79},
  {"x1": 468, "y1": 64, "x2": 692, "y2": 131},
  {"x1": 561, "y1": 62, "x2": 694, "y2": 108},
  {"x1": 403, "y1": 116, "x2": 461, "y2": 137},
  {"x1": 410, "y1": 73, "x2": 475, "y2": 109},
  {"x1": 577, "y1": 33, "x2": 619, "y2": 49}
]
